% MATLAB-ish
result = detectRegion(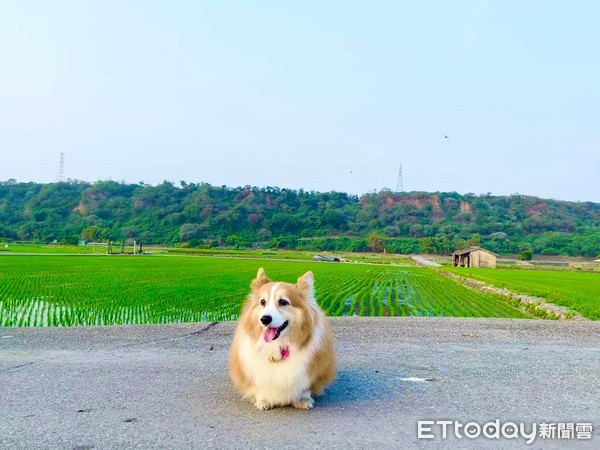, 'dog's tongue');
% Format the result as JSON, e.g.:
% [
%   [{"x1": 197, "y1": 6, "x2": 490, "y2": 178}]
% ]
[{"x1": 264, "y1": 327, "x2": 278, "y2": 343}]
